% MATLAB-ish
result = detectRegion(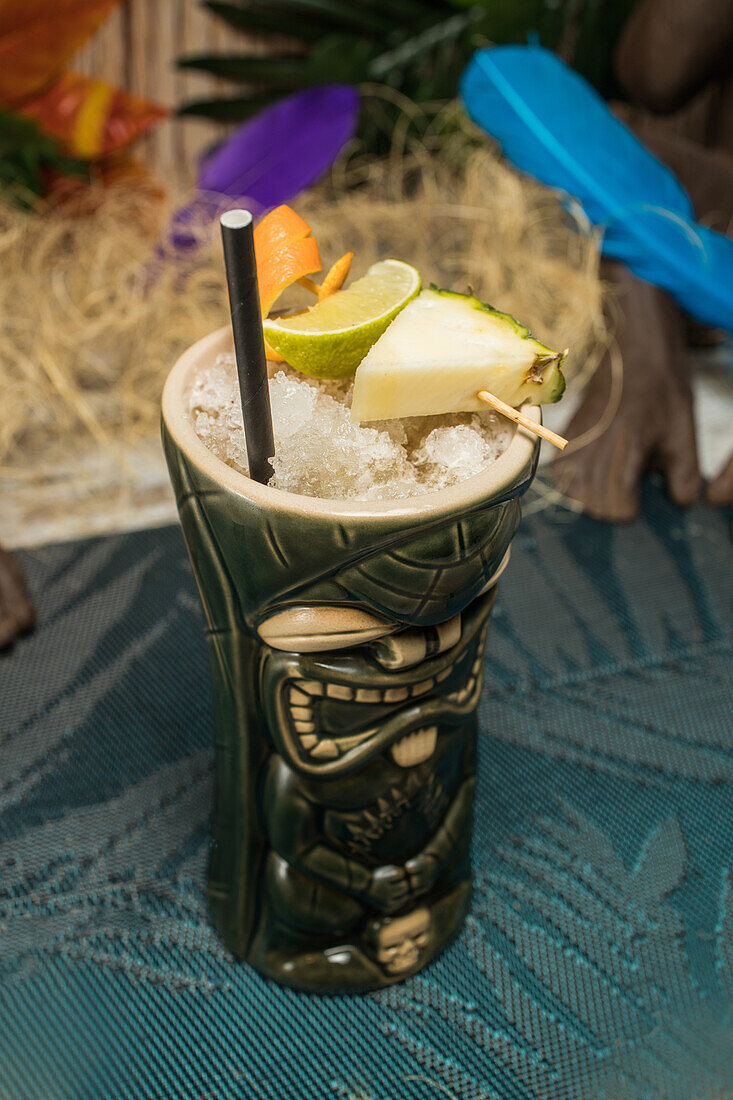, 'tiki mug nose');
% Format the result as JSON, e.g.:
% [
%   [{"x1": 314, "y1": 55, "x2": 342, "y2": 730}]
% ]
[{"x1": 371, "y1": 615, "x2": 462, "y2": 670}]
